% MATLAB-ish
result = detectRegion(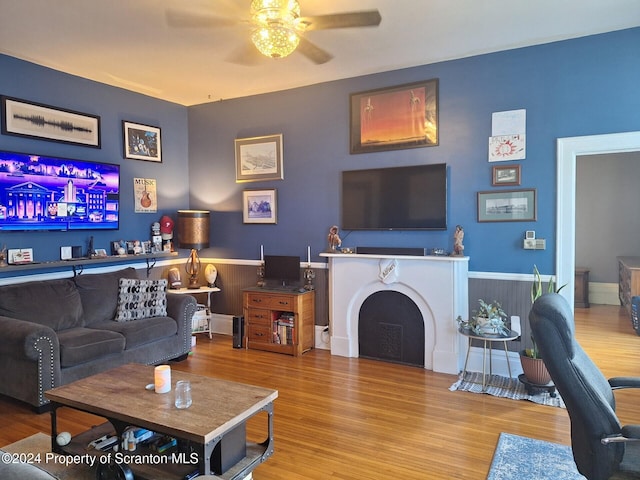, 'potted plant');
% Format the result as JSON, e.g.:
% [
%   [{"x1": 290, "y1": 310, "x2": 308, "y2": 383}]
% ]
[
  {"x1": 457, "y1": 299, "x2": 508, "y2": 336},
  {"x1": 519, "y1": 265, "x2": 565, "y2": 385}
]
